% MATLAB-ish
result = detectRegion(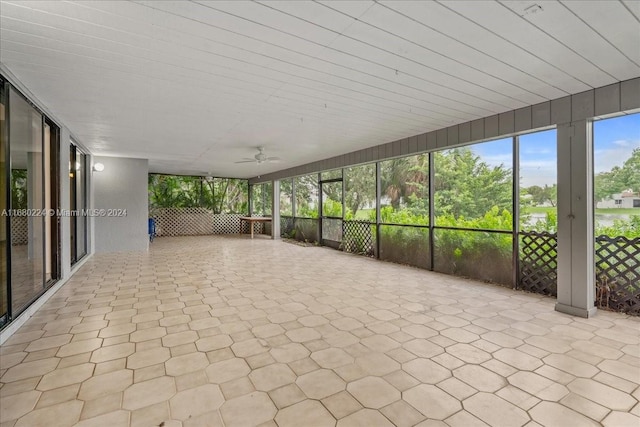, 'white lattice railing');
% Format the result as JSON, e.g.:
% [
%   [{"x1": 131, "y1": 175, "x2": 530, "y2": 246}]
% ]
[
  {"x1": 149, "y1": 208, "x2": 265, "y2": 236},
  {"x1": 11, "y1": 216, "x2": 28, "y2": 245}
]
